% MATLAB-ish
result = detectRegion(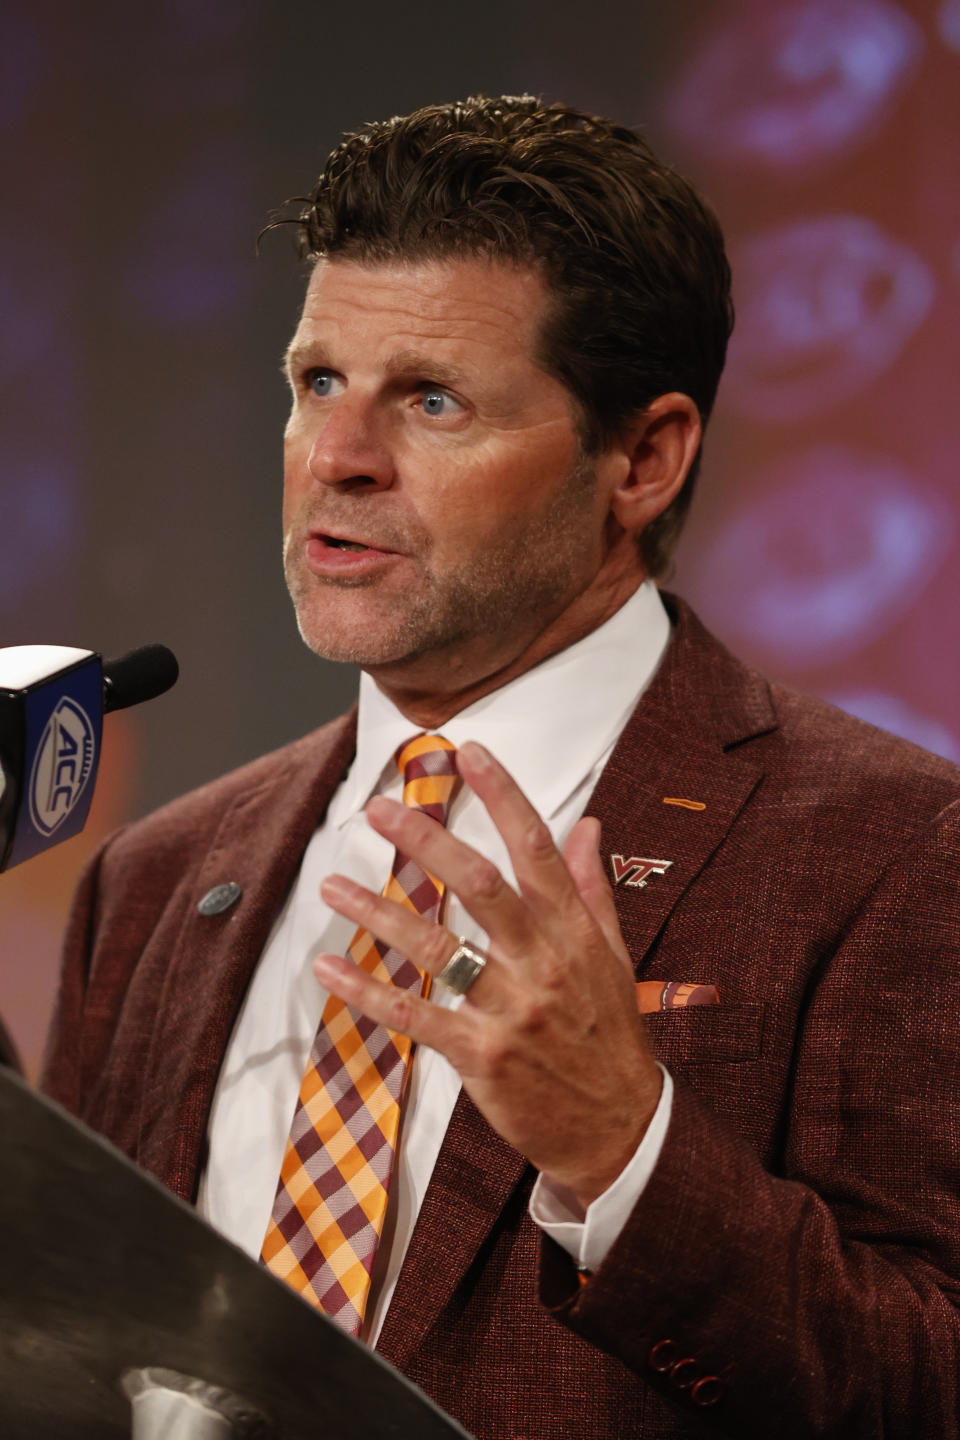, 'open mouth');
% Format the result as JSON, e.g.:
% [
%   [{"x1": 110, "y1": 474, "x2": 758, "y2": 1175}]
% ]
[{"x1": 306, "y1": 530, "x2": 398, "y2": 567}]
